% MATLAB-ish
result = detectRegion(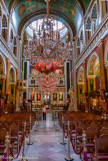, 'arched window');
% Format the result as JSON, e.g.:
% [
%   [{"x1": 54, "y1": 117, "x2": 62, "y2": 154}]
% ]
[
  {"x1": 77, "y1": 38, "x2": 80, "y2": 47},
  {"x1": 2, "y1": 14, "x2": 7, "y2": 42},
  {"x1": 86, "y1": 17, "x2": 91, "y2": 30},
  {"x1": 10, "y1": 29, "x2": 13, "y2": 43},
  {"x1": 92, "y1": 3, "x2": 97, "y2": 33},
  {"x1": 80, "y1": 31, "x2": 83, "y2": 41},
  {"x1": 77, "y1": 38, "x2": 80, "y2": 57},
  {"x1": 0, "y1": 6, "x2": 2, "y2": 16},
  {"x1": 92, "y1": 4, "x2": 97, "y2": 19},
  {"x1": 2, "y1": 14, "x2": 7, "y2": 27},
  {"x1": 13, "y1": 37, "x2": 17, "y2": 56},
  {"x1": 80, "y1": 30, "x2": 83, "y2": 52},
  {"x1": 86, "y1": 17, "x2": 91, "y2": 42},
  {"x1": 101, "y1": 0, "x2": 108, "y2": 18}
]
